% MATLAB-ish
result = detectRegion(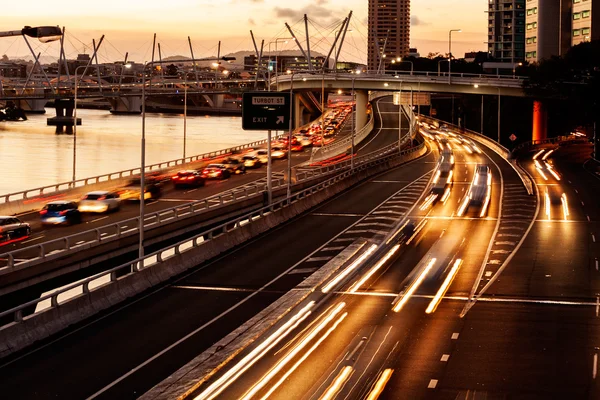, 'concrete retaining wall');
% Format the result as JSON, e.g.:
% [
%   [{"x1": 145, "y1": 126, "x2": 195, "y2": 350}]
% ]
[{"x1": 0, "y1": 143, "x2": 428, "y2": 358}]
